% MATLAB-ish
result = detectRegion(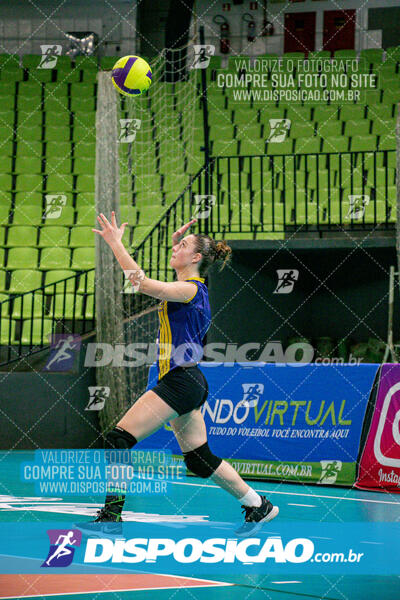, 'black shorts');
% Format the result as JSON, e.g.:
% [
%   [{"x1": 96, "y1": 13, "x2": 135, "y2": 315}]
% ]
[{"x1": 151, "y1": 365, "x2": 208, "y2": 416}]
